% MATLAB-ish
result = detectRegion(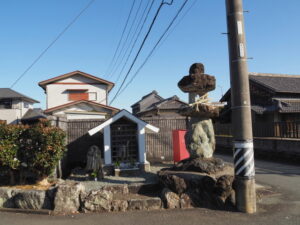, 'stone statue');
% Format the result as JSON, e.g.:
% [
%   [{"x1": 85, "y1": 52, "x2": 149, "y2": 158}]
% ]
[
  {"x1": 178, "y1": 63, "x2": 223, "y2": 159},
  {"x1": 86, "y1": 145, "x2": 104, "y2": 179}
]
